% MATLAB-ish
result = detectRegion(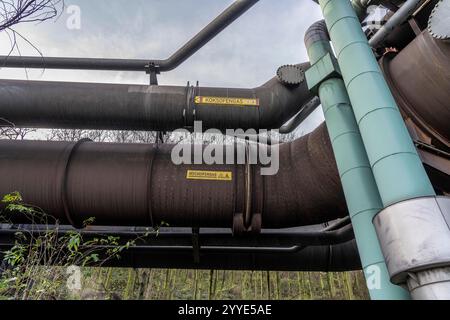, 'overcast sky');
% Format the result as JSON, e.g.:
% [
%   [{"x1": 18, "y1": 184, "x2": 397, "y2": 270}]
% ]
[{"x1": 0, "y1": 0, "x2": 325, "y2": 135}]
